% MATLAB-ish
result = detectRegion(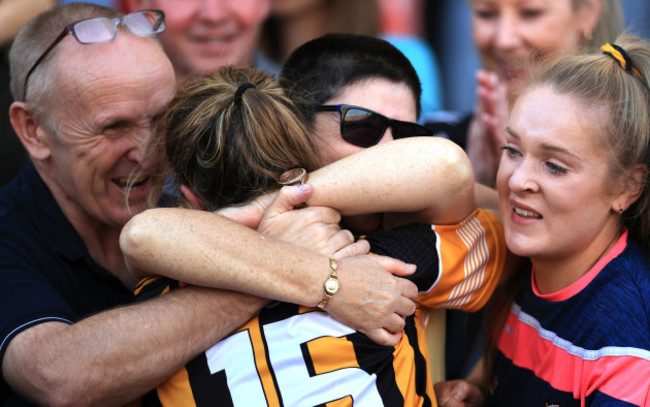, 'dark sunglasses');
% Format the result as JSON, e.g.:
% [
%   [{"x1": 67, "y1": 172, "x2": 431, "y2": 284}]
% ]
[
  {"x1": 316, "y1": 104, "x2": 432, "y2": 148},
  {"x1": 22, "y1": 9, "x2": 166, "y2": 101}
]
